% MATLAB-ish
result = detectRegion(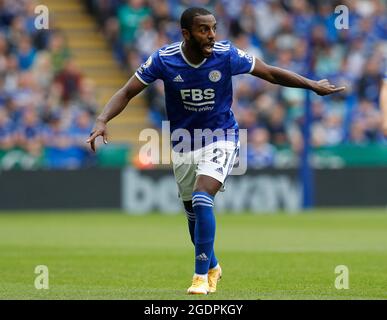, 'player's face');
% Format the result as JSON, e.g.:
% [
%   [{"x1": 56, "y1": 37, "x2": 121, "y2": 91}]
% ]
[{"x1": 188, "y1": 15, "x2": 216, "y2": 58}]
